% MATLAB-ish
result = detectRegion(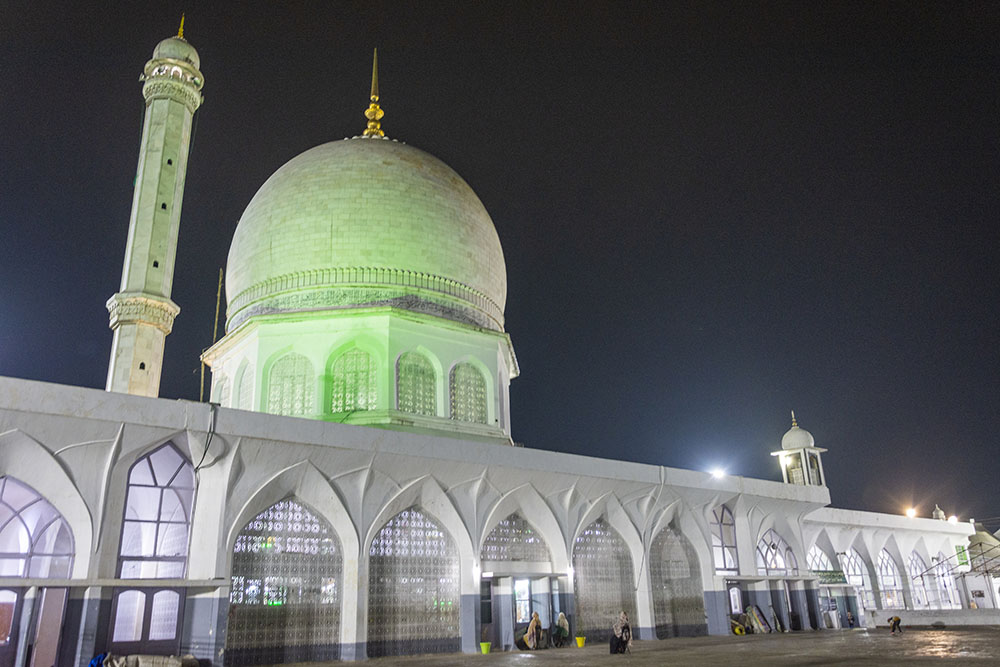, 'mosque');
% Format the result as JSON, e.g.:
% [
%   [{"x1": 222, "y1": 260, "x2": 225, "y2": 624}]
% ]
[{"x1": 0, "y1": 25, "x2": 991, "y2": 667}]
